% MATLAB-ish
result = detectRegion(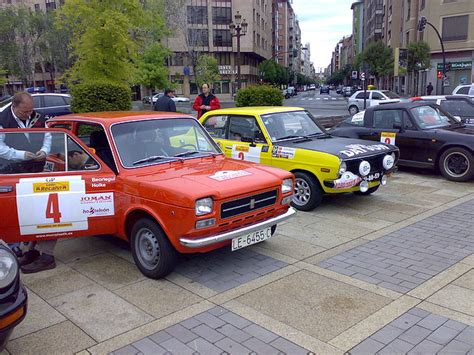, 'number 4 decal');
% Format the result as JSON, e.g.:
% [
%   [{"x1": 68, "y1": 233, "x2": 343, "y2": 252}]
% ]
[{"x1": 45, "y1": 193, "x2": 62, "y2": 223}]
